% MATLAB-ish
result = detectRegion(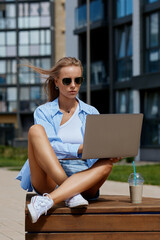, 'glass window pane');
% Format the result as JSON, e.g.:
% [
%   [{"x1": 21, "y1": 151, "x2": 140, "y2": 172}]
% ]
[
  {"x1": 150, "y1": 13, "x2": 158, "y2": 47},
  {"x1": 0, "y1": 32, "x2": 5, "y2": 45},
  {"x1": 29, "y1": 17, "x2": 39, "y2": 27},
  {"x1": 20, "y1": 101, "x2": 30, "y2": 112},
  {"x1": 30, "y1": 3, "x2": 39, "y2": 16},
  {"x1": 127, "y1": 26, "x2": 132, "y2": 56},
  {"x1": 19, "y1": 73, "x2": 30, "y2": 84},
  {"x1": 0, "y1": 61, "x2": 6, "y2": 74},
  {"x1": 6, "y1": 32, "x2": 16, "y2": 45},
  {"x1": 41, "y1": 58, "x2": 50, "y2": 69},
  {"x1": 30, "y1": 102, "x2": 39, "y2": 112},
  {"x1": 30, "y1": 30, "x2": 39, "y2": 44},
  {"x1": 19, "y1": 46, "x2": 29, "y2": 56},
  {"x1": 126, "y1": 0, "x2": 132, "y2": 15},
  {"x1": 7, "y1": 87, "x2": 17, "y2": 101},
  {"x1": 145, "y1": 92, "x2": 159, "y2": 118},
  {"x1": 6, "y1": 4, "x2": 16, "y2": 17},
  {"x1": 46, "y1": 30, "x2": 51, "y2": 44},
  {"x1": 31, "y1": 86, "x2": 40, "y2": 100},
  {"x1": 40, "y1": 30, "x2": 45, "y2": 44},
  {"x1": 12, "y1": 60, "x2": 17, "y2": 73},
  {"x1": 40, "y1": 16, "x2": 50, "y2": 27},
  {"x1": 119, "y1": 92, "x2": 127, "y2": 113},
  {"x1": 6, "y1": 18, "x2": 16, "y2": 29},
  {"x1": 0, "y1": 19, "x2": 5, "y2": 29},
  {"x1": 6, "y1": 46, "x2": 16, "y2": 56},
  {"x1": 116, "y1": 0, "x2": 125, "y2": 18},
  {"x1": 149, "y1": 50, "x2": 159, "y2": 62},
  {"x1": 0, "y1": 89, "x2": 7, "y2": 112},
  {"x1": 20, "y1": 87, "x2": 30, "y2": 100},
  {"x1": 0, "y1": 47, "x2": 6, "y2": 57},
  {"x1": 119, "y1": 31, "x2": 125, "y2": 58},
  {"x1": 8, "y1": 101, "x2": 17, "y2": 112},
  {"x1": 40, "y1": 2, "x2": 50, "y2": 15},
  {"x1": 19, "y1": 31, "x2": 29, "y2": 44},
  {"x1": 30, "y1": 45, "x2": 40, "y2": 55}
]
